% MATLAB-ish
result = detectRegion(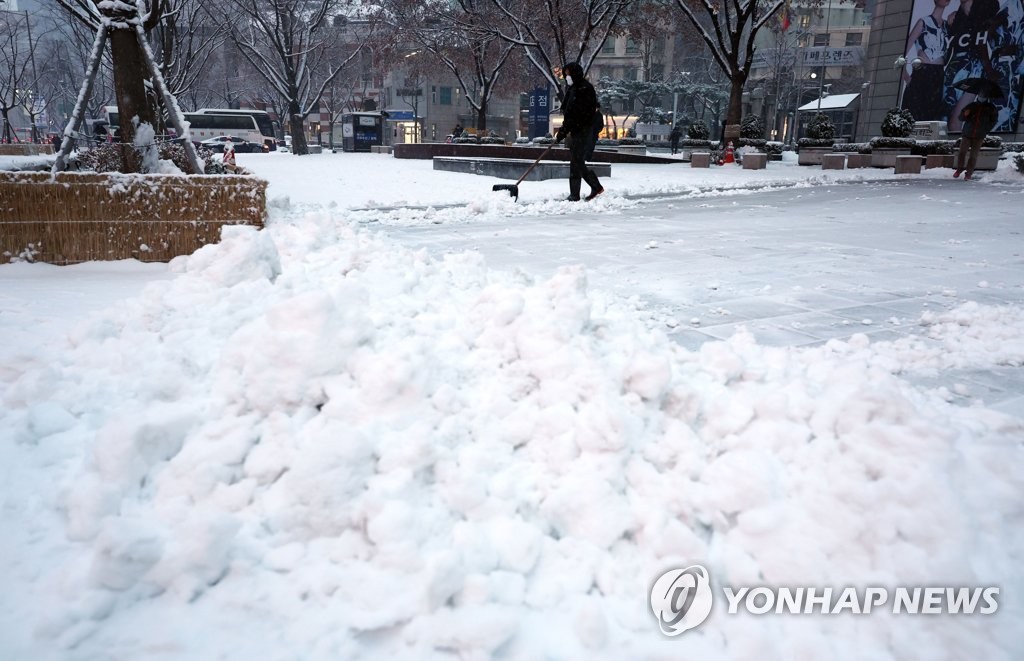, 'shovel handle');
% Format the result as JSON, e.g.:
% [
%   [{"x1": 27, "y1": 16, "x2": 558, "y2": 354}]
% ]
[{"x1": 514, "y1": 145, "x2": 555, "y2": 186}]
